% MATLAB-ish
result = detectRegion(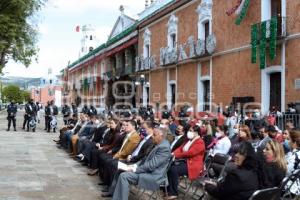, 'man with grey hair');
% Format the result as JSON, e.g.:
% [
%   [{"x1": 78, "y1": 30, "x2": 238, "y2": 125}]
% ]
[{"x1": 111, "y1": 126, "x2": 171, "y2": 200}]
